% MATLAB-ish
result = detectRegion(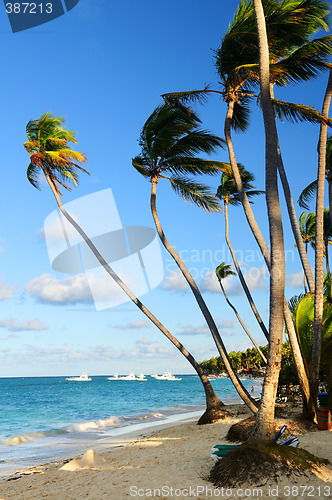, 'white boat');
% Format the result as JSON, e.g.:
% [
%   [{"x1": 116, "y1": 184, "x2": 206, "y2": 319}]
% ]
[
  {"x1": 154, "y1": 372, "x2": 182, "y2": 381},
  {"x1": 65, "y1": 372, "x2": 91, "y2": 381},
  {"x1": 108, "y1": 373, "x2": 147, "y2": 381}
]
